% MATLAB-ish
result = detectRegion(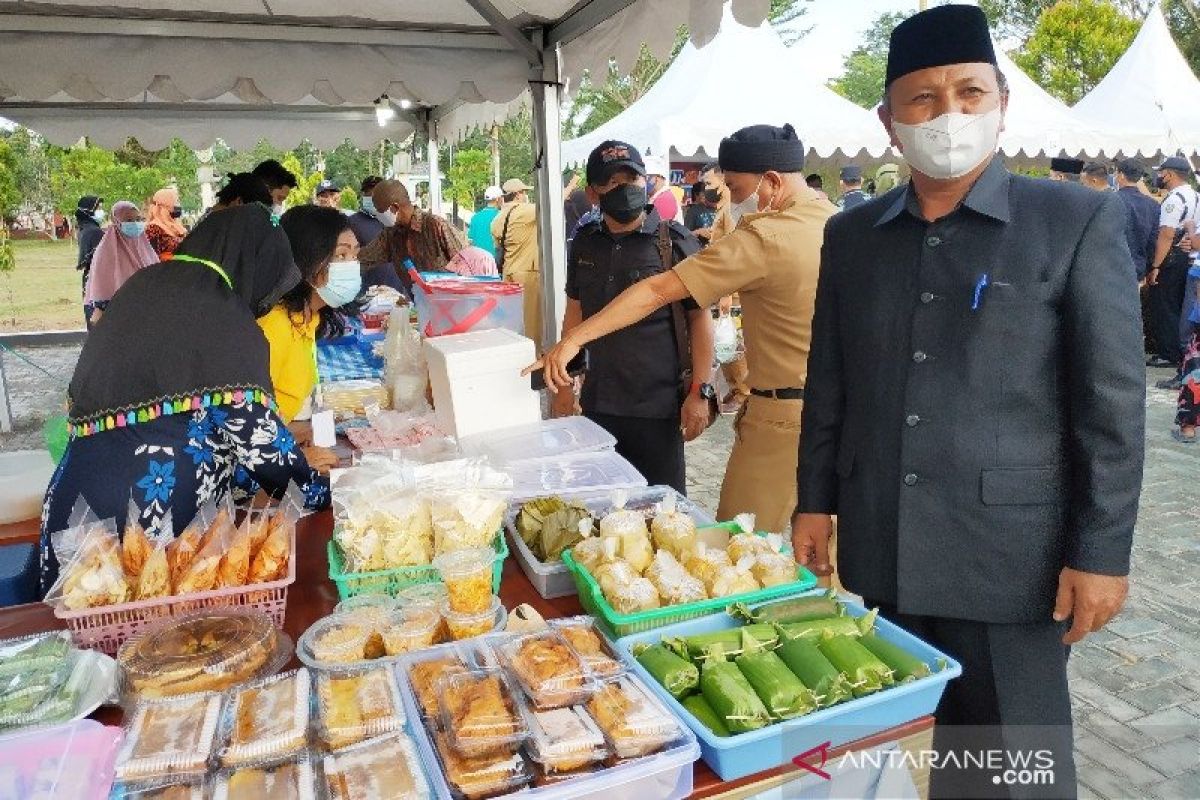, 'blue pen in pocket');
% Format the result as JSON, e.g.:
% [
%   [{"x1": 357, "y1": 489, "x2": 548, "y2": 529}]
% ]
[{"x1": 971, "y1": 273, "x2": 990, "y2": 311}]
